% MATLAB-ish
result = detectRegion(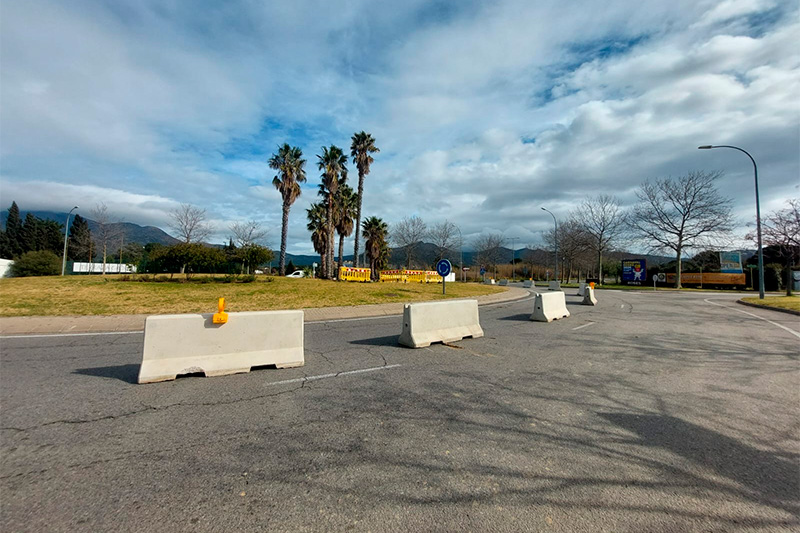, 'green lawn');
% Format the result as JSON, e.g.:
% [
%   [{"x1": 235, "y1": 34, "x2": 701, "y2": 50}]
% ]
[
  {"x1": 740, "y1": 295, "x2": 800, "y2": 312},
  {"x1": 0, "y1": 275, "x2": 505, "y2": 317}
]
